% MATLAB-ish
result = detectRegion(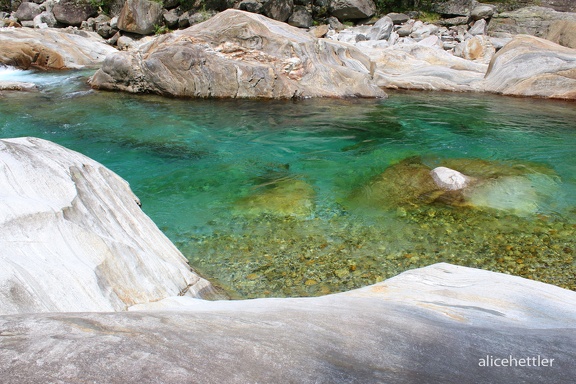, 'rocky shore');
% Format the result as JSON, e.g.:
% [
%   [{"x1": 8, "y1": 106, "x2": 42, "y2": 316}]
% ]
[
  {"x1": 1, "y1": 136, "x2": 575, "y2": 382},
  {"x1": 1, "y1": 0, "x2": 576, "y2": 99},
  {"x1": 1, "y1": 0, "x2": 576, "y2": 381}
]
